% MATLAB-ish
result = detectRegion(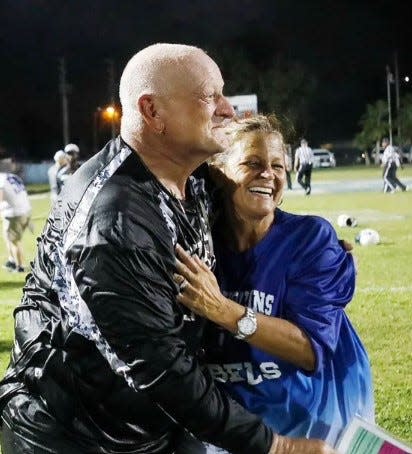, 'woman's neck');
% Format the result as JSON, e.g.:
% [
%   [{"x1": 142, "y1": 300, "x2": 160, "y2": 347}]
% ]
[{"x1": 222, "y1": 208, "x2": 275, "y2": 252}]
